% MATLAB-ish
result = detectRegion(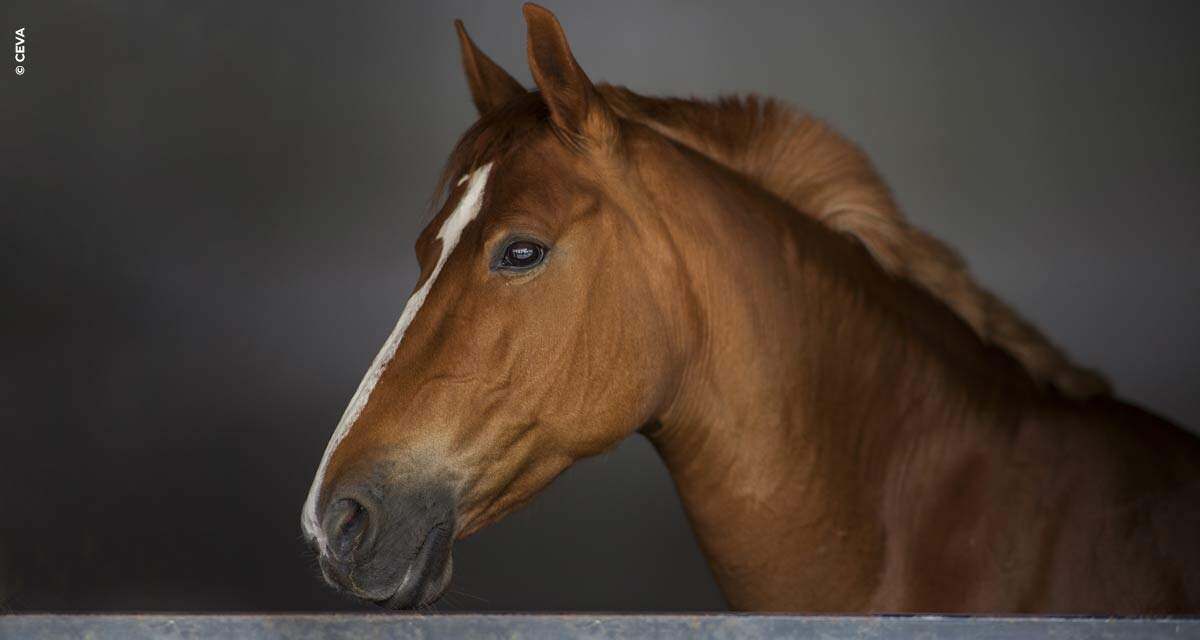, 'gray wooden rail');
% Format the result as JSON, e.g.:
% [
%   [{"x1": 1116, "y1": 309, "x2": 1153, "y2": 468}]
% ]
[{"x1": 1, "y1": 614, "x2": 1198, "y2": 639}]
